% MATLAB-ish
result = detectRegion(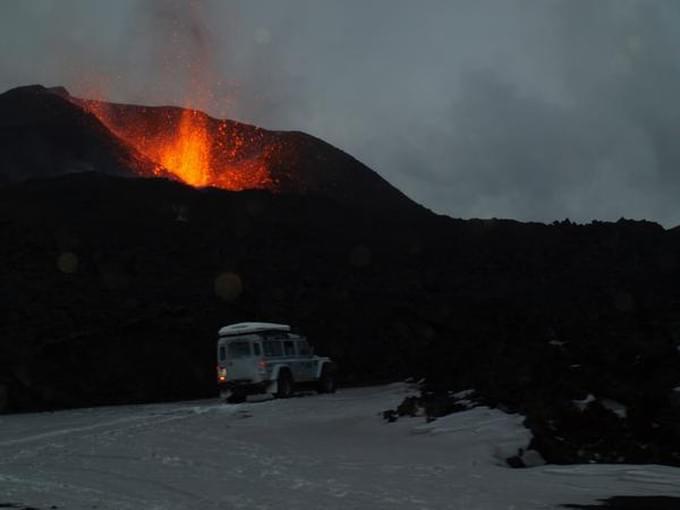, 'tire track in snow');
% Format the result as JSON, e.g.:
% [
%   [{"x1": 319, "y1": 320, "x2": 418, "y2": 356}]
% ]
[{"x1": 0, "y1": 402, "x2": 233, "y2": 448}]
